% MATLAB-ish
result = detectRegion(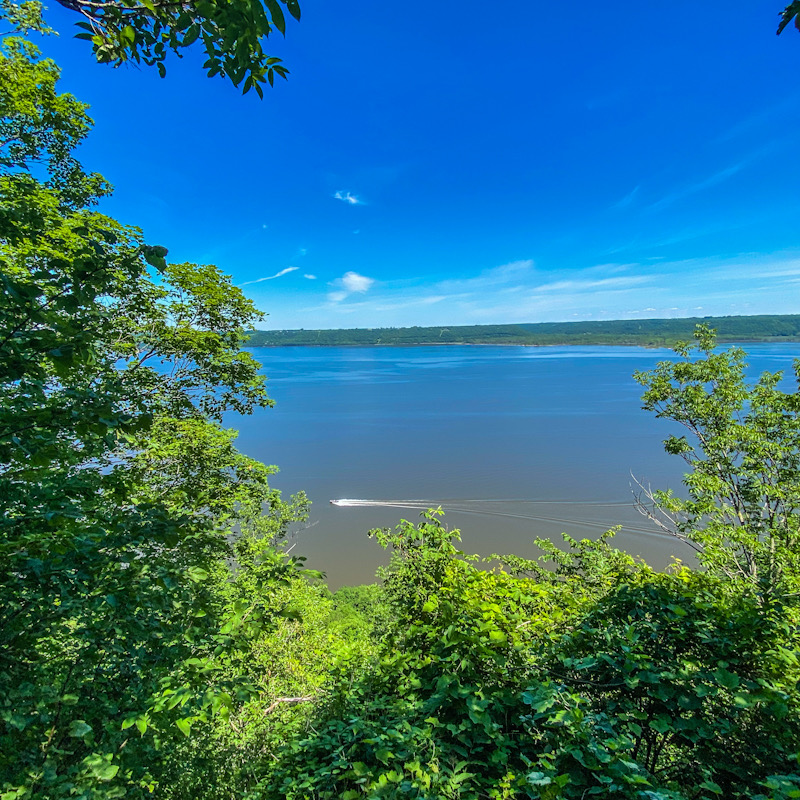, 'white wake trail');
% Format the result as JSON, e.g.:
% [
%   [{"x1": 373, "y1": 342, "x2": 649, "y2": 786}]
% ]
[
  {"x1": 328, "y1": 498, "x2": 668, "y2": 538},
  {"x1": 330, "y1": 499, "x2": 429, "y2": 508}
]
